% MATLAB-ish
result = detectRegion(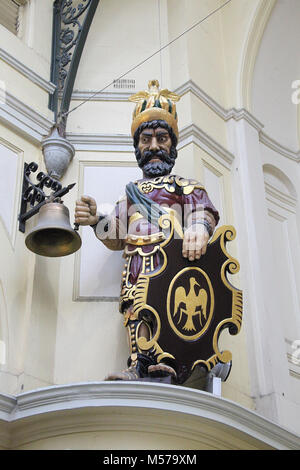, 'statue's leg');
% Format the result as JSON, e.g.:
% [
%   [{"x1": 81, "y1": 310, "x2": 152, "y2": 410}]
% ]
[
  {"x1": 104, "y1": 303, "x2": 177, "y2": 381},
  {"x1": 136, "y1": 317, "x2": 177, "y2": 380},
  {"x1": 104, "y1": 306, "x2": 156, "y2": 381}
]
